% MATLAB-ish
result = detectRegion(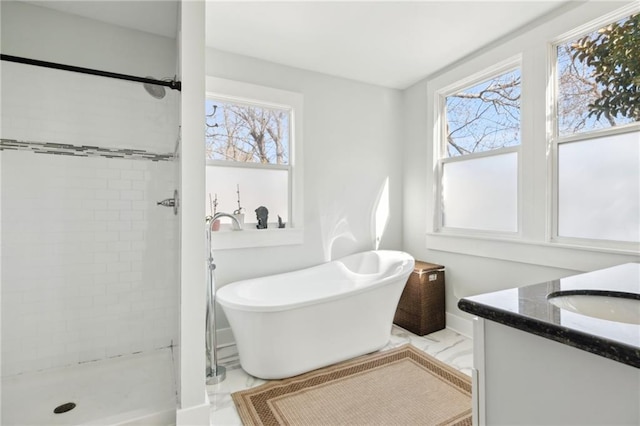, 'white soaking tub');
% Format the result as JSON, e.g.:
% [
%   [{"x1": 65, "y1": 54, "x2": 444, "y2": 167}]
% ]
[{"x1": 217, "y1": 250, "x2": 415, "y2": 379}]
